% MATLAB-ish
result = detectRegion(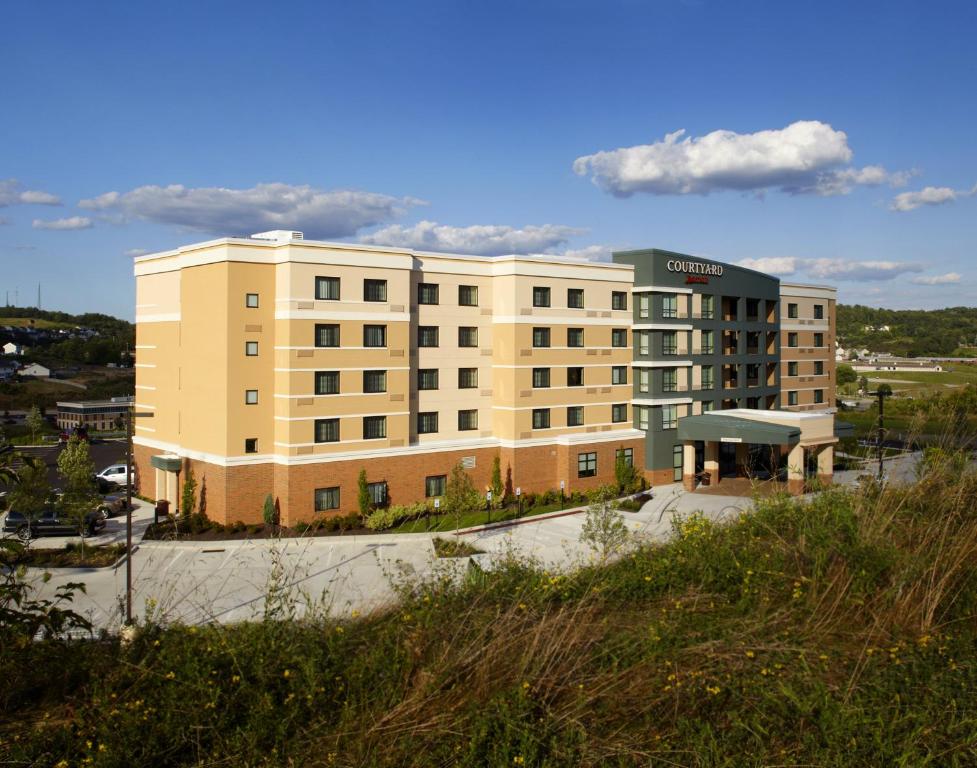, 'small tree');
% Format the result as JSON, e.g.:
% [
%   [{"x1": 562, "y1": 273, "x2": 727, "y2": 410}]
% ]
[
  {"x1": 7, "y1": 461, "x2": 51, "y2": 545},
  {"x1": 837, "y1": 363, "x2": 857, "y2": 388},
  {"x1": 181, "y1": 465, "x2": 197, "y2": 524},
  {"x1": 445, "y1": 462, "x2": 482, "y2": 531},
  {"x1": 614, "y1": 447, "x2": 638, "y2": 494},
  {"x1": 56, "y1": 438, "x2": 98, "y2": 552},
  {"x1": 579, "y1": 484, "x2": 630, "y2": 563},
  {"x1": 262, "y1": 493, "x2": 277, "y2": 528},
  {"x1": 858, "y1": 375, "x2": 869, "y2": 393},
  {"x1": 490, "y1": 454, "x2": 504, "y2": 509},
  {"x1": 357, "y1": 468, "x2": 371, "y2": 518},
  {"x1": 25, "y1": 405, "x2": 43, "y2": 445}
]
